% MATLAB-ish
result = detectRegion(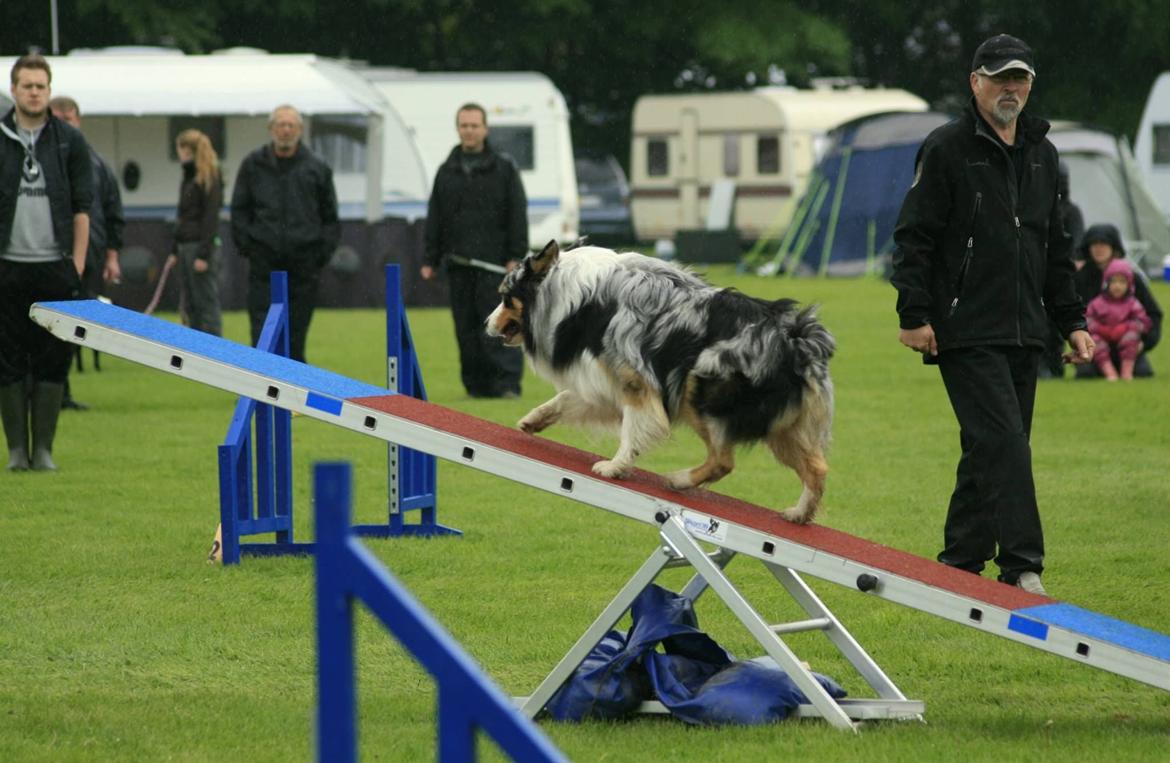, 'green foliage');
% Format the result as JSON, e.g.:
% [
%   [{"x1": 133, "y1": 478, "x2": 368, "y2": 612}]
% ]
[{"x1": 2, "y1": 275, "x2": 1169, "y2": 759}]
